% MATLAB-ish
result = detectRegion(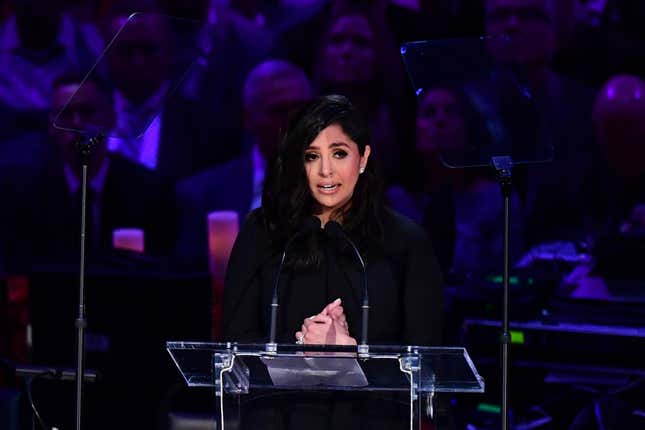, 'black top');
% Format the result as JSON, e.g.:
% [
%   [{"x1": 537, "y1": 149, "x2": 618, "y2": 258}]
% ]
[{"x1": 222, "y1": 208, "x2": 444, "y2": 346}]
